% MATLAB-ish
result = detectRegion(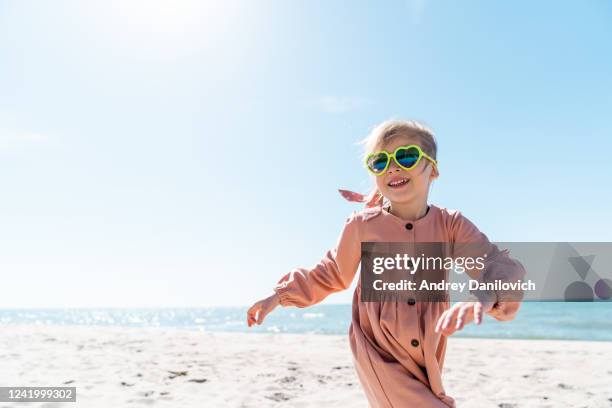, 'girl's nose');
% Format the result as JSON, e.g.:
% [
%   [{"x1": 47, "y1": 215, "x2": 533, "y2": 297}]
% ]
[{"x1": 387, "y1": 160, "x2": 401, "y2": 172}]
